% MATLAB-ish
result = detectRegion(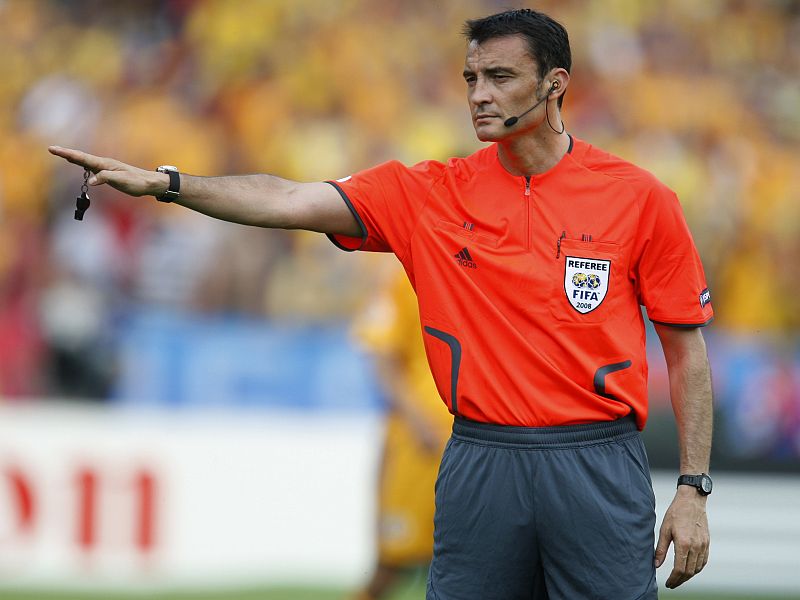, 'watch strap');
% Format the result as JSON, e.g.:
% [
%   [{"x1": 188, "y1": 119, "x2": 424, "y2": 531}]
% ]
[
  {"x1": 677, "y1": 474, "x2": 700, "y2": 487},
  {"x1": 677, "y1": 473, "x2": 712, "y2": 495},
  {"x1": 157, "y1": 169, "x2": 180, "y2": 202}
]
